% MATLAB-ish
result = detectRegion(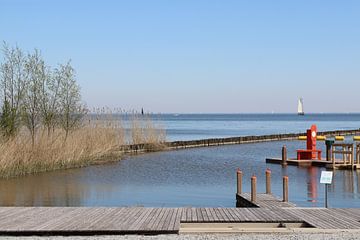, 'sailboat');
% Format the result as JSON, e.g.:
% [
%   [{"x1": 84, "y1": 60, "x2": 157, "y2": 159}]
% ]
[{"x1": 297, "y1": 98, "x2": 304, "y2": 115}]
